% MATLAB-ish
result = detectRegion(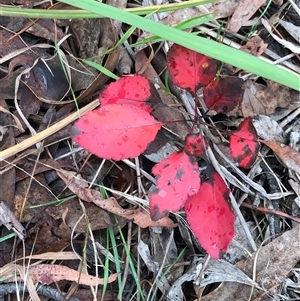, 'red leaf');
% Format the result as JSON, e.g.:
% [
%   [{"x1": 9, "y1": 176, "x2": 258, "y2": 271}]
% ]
[
  {"x1": 185, "y1": 166, "x2": 235, "y2": 259},
  {"x1": 100, "y1": 74, "x2": 153, "y2": 112},
  {"x1": 167, "y1": 44, "x2": 220, "y2": 95},
  {"x1": 203, "y1": 77, "x2": 243, "y2": 113},
  {"x1": 72, "y1": 104, "x2": 163, "y2": 160},
  {"x1": 229, "y1": 117, "x2": 259, "y2": 168},
  {"x1": 183, "y1": 133, "x2": 208, "y2": 158},
  {"x1": 150, "y1": 152, "x2": 200, "y2": 221}
]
